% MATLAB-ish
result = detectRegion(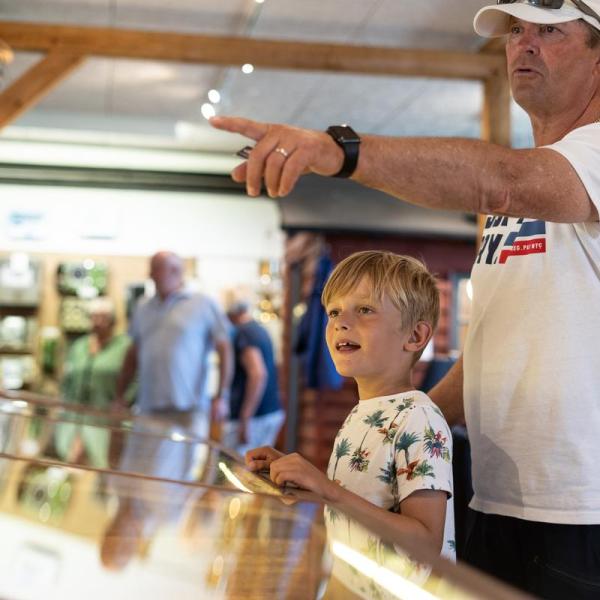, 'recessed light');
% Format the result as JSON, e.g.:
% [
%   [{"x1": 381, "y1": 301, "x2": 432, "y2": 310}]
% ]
[{"x1": 201, "y1": 103, "x2": 216, "y2": 119}]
